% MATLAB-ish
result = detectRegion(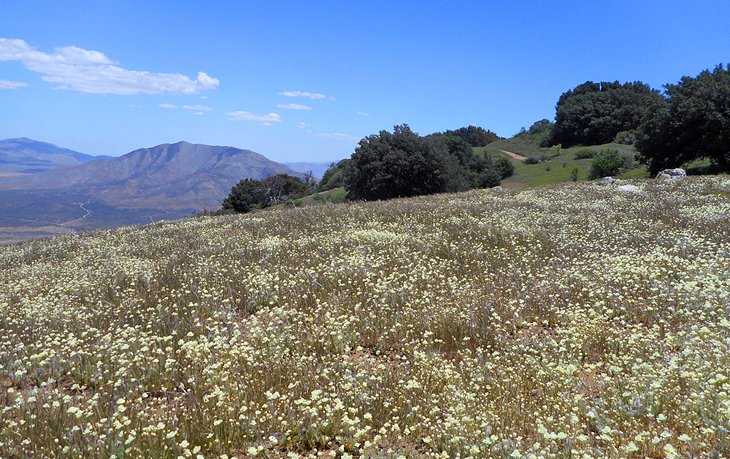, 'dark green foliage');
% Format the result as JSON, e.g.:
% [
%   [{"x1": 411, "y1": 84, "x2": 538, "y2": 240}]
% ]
[
  {"x1": 524, "y1": 152, "x2": 549, "y2": 164},
  {"x1": 478, "y1": 168, "x2": 502, "y2": 188},
  {"x1": 222, "y1": 179, "x2": 262, "y2": 213},
  {"x1": 346, "y1": 125, "x2": 451, "y2": 201},
  {"x1": 318, "y1": 159, "x2": 350, "y2": 191},
  {"x1": 260, "y1": 174, "x2": 309, "y2": 205},
  {"x1": 528, "y1": 119, "x2": 553, "y2": 136},
  {"x1": 588, "y1": 149, "x2": 630, "y2": 179},
  {"x1": 429, "y1": 134, "x2": 508, "y2": 191},
  {"x1": 493, "y1": 155, "x2": 514, "y2": 179},
  {"x1": 549, "y1": 81, "x2": 662, "y2": 147},
  {"x1": 614, "y1": 130, "x2": 637, "y2": 145},
  {"x1": 514, "y1": 119, "x2": 555, "y2": 147},
  {"x1": 637, "y1": 64, "x2": 730, "y2": 174},
  {"x1": 345, "y1": 125, "x2": 503, "y2": 201},
  {"x1": 435, "y1": 125, "x2": 501, "y2": 147},
  {"x1": 222, "y1": 174, "x2": 310, "y2": 213},
  {"x1": 574, "y1": 149, "x2": 597, "y2": 159}
]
